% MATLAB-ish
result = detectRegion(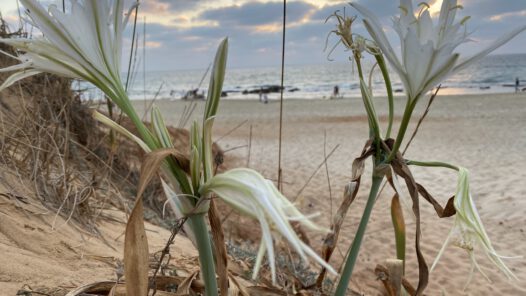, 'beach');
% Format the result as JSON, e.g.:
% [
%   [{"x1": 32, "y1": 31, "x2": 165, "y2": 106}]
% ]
[
  {"x1": 1, "y1": 92, "x2": 525, "y2": 295},
  {"x1": 133, "y1": 92, "x2": 526, "y2": 294}
]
